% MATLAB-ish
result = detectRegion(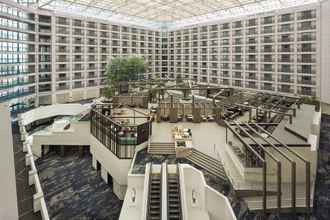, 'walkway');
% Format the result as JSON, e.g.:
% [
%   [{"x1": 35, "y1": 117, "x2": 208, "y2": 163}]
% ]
[
  {"x1": 313, "y1": 114, "x2": 330, "y2": 220},
  {"x1": 12, "y1": 123, "x2": 42, "y2": 220}
]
